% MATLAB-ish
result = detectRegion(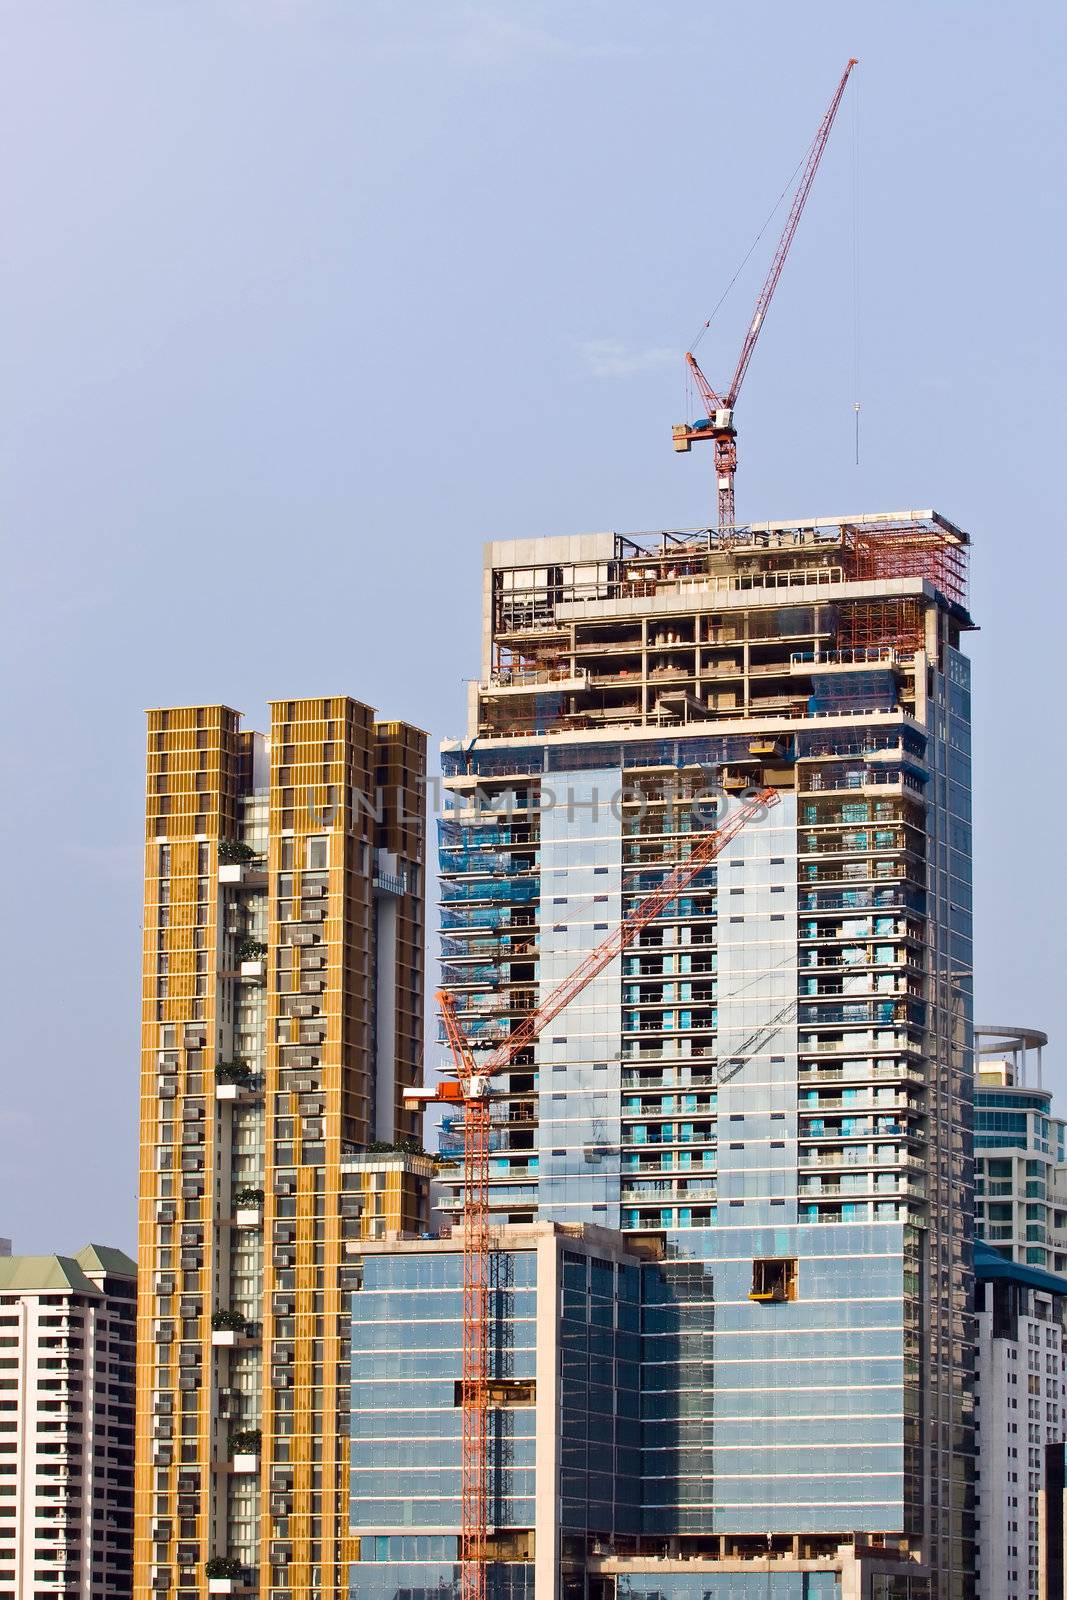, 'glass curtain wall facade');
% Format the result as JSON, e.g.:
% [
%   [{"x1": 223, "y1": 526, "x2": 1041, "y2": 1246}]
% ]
[
  {"x1": 349, "y1": 1226, "x2": 642, "y2": 1600},
  {"x1": 428, "y1": 515, "x2": 975, "y2": 1599},
  {"x1": 973, "y1": 1026, "x2": 1067, "y2": 1272}
]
